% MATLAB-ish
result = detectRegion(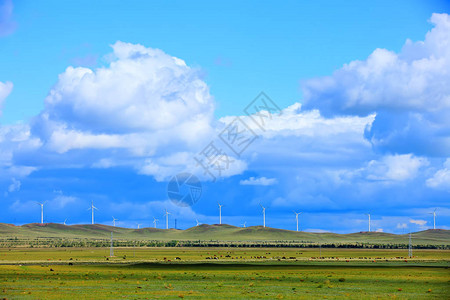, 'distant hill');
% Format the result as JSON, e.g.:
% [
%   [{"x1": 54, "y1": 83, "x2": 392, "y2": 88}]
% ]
[{"x1": 0, "y1": 223, "x2": 449, "y2": 245}]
